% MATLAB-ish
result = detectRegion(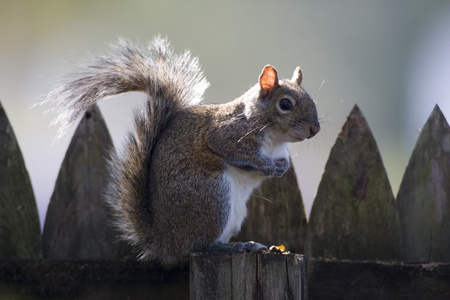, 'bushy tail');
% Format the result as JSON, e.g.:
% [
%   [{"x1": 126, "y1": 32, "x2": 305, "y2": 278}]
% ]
[
  {"x1": 43, "y1": 36, "x2": 209, "y2": 138},
  {"x1": 43, "y1": 37, "x2": 209, "y2": 261}
]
